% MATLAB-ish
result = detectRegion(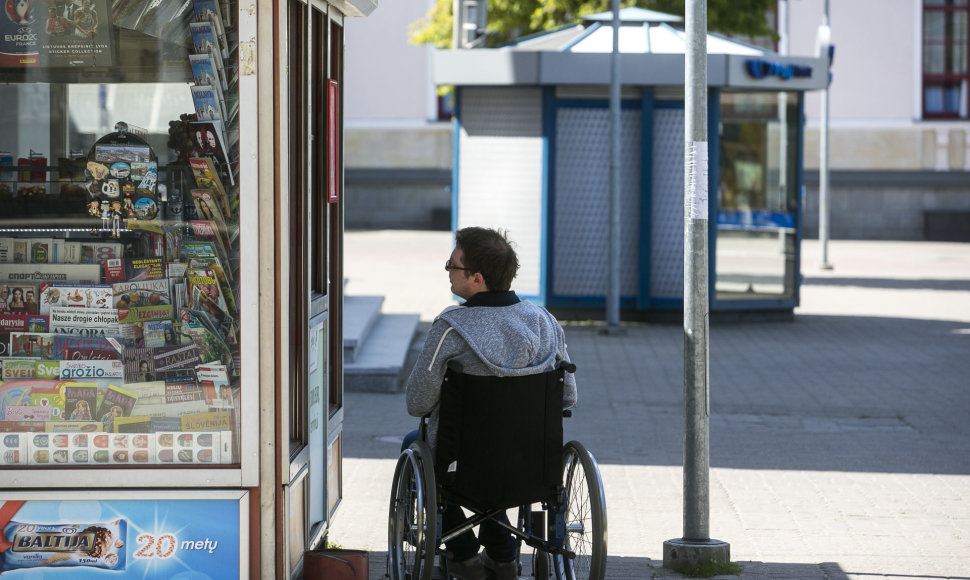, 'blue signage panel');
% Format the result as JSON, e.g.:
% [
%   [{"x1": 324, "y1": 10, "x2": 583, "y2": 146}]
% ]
[{"x1": 0, "y1": 497, "x2": 241, "y2": 578}]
